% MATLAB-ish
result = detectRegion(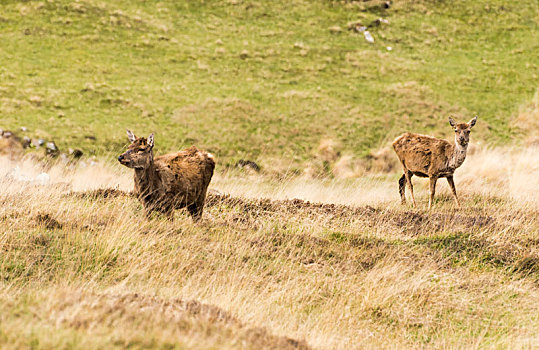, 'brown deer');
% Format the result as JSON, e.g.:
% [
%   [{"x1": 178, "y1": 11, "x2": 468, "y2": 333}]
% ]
[
  {"x1": 392, "y1": 116, "x2": 477, "y2": 209},
  {"x1": 118, "y1": 130, "x2": 215, "y2": 221}
]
